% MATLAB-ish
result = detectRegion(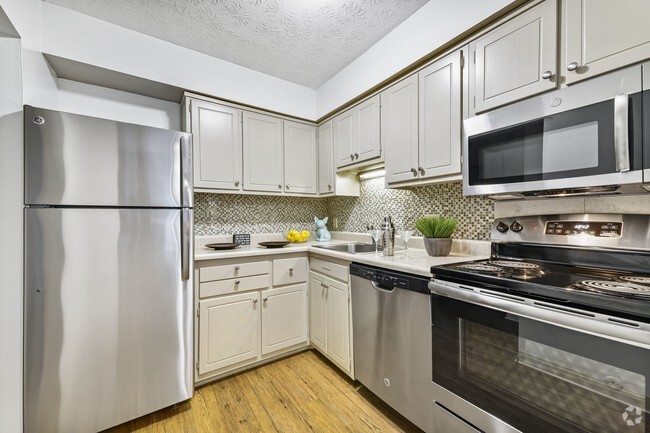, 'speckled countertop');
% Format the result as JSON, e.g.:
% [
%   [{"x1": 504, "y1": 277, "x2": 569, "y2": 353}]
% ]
[{"x1": 195, "y1": 232, "x2": 490, "y2": 277}]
